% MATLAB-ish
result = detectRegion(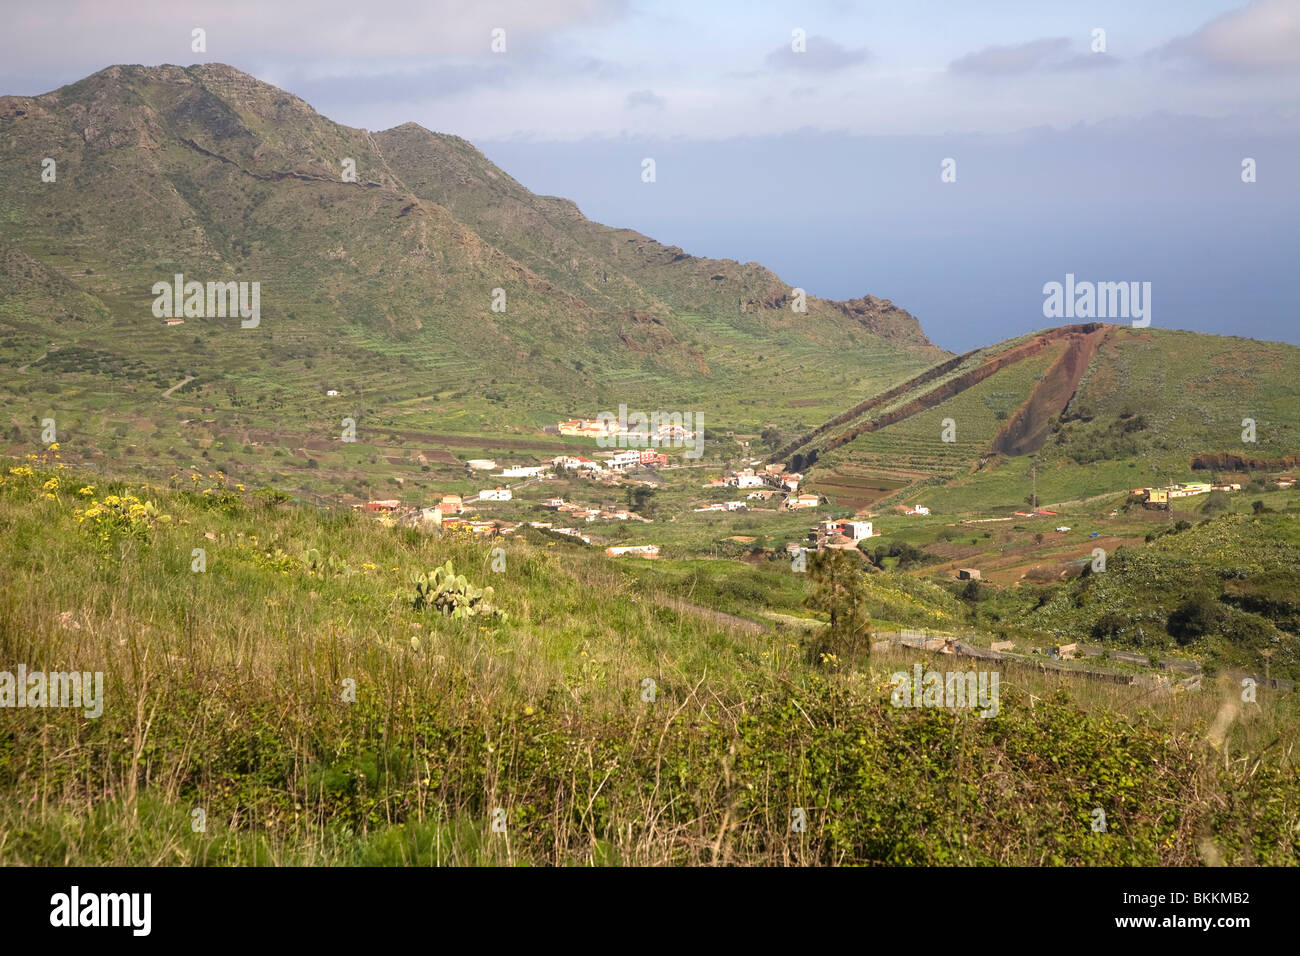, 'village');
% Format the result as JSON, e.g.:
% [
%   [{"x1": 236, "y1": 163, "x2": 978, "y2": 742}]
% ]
[
  {"x1": 352, "y1": 440, "x2": 674, "y2": 558},
  {"x1": 349, "y1": 409, "x2": 1296, "y2": 577}
]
